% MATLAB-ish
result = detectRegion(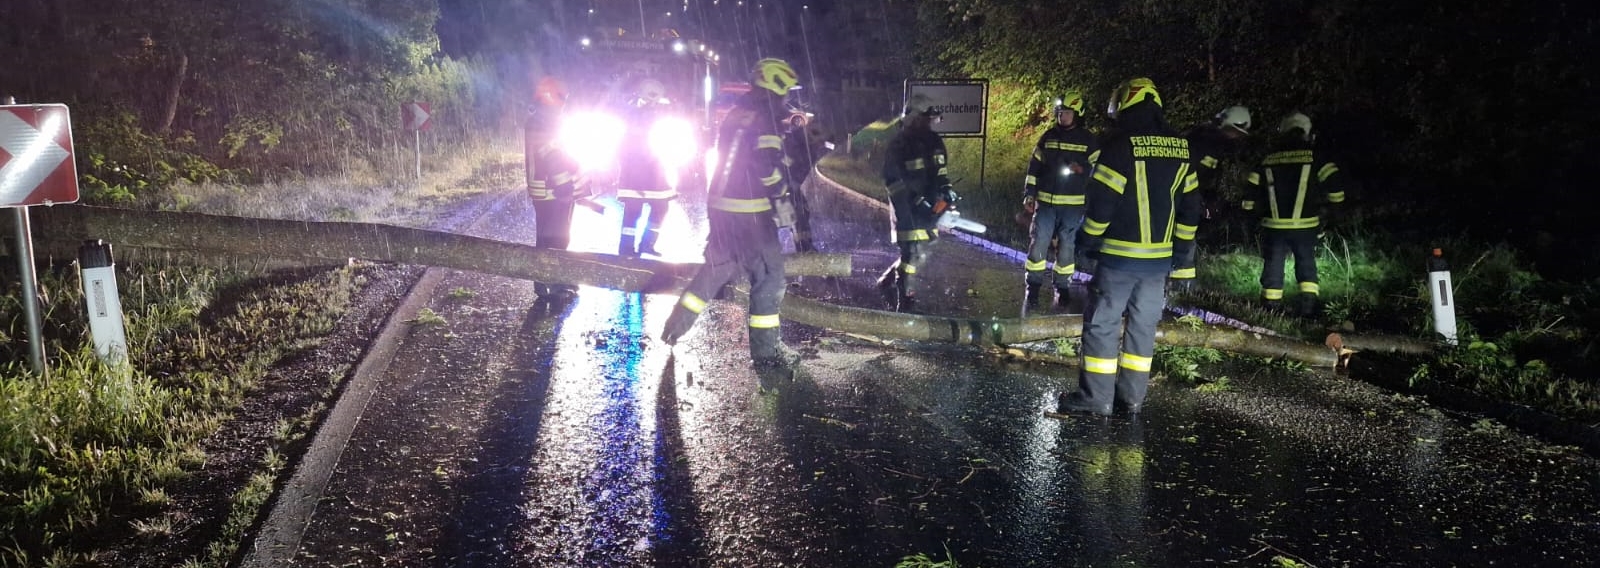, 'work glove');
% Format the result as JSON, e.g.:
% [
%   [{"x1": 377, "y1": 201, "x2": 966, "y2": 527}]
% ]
[
  {"x1": 1077, "y1": 229, "x2": 1105, "y2": 260},
  {"x1": 1022, "y1": 195, "x2": 1038, "y2": 214}
]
